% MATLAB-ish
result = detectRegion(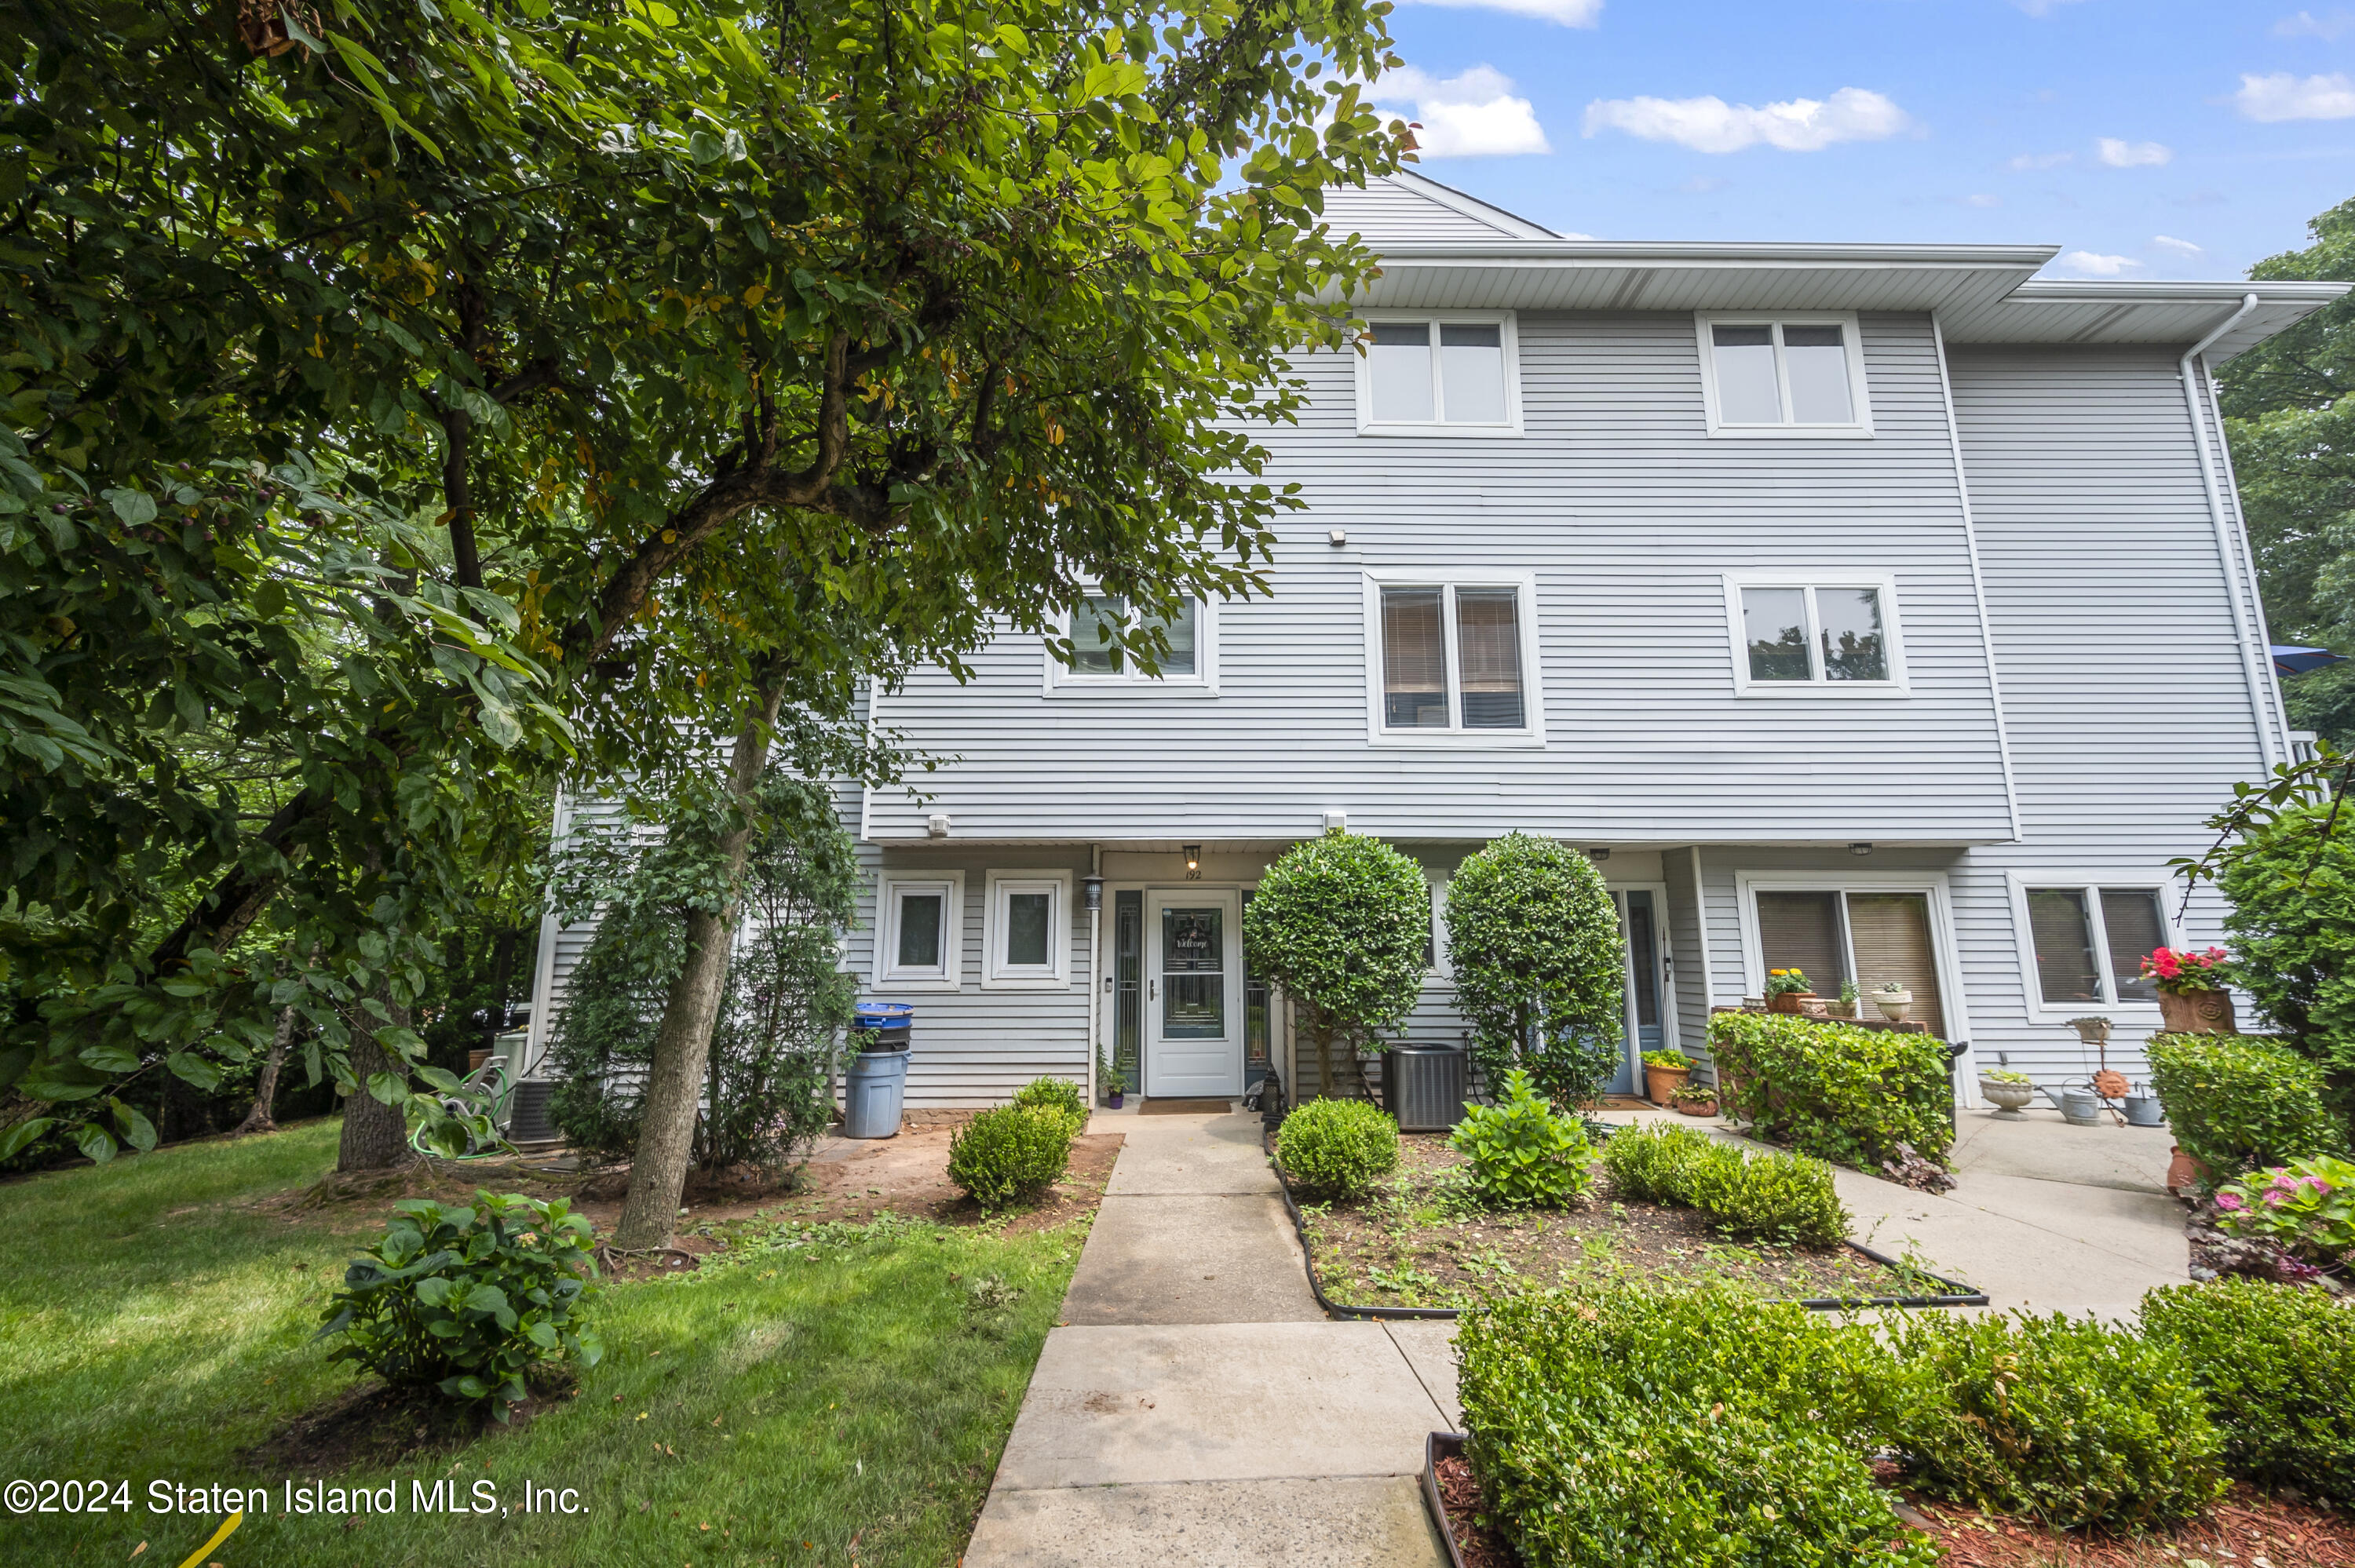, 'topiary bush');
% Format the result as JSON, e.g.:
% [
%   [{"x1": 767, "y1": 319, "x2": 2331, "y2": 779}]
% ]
[
  {"x1": 1010, "y1": 1077, "x2": 1088, "y2": 1135},
  {"x1": 1443, "y1": 832, "x2": 1628, "y2": 1110},
  {"x1": 1882, "y1": 1310, "x2": 2225, "y2": 1530},
  {"x1": 2147, "y1": 1032, "x2": 2346, "y2": 1187},
  {"x1": 2141, "y1": 1277, "x2": 2355, "y2": 1506},
  {"x1": 947, "y1": 1105, "x2": 1075, "y2": 1211},
  {"x1": 1448, "y1": 1067, "x2": 1595, "y2": 1209},
  {"x1": 1601, "y1": 1122, "x2": 1848, "y2": 1248},
  {"x1": 1707, "y1": 1012, "x2": 1952, "y2": 1170},
  {"x1": 317, "y1": 1192, "x2": 603, "y2": 1413},
  {"x1": 1276, "y1": 1096, "x2": 1400, "y2": 1200}
]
